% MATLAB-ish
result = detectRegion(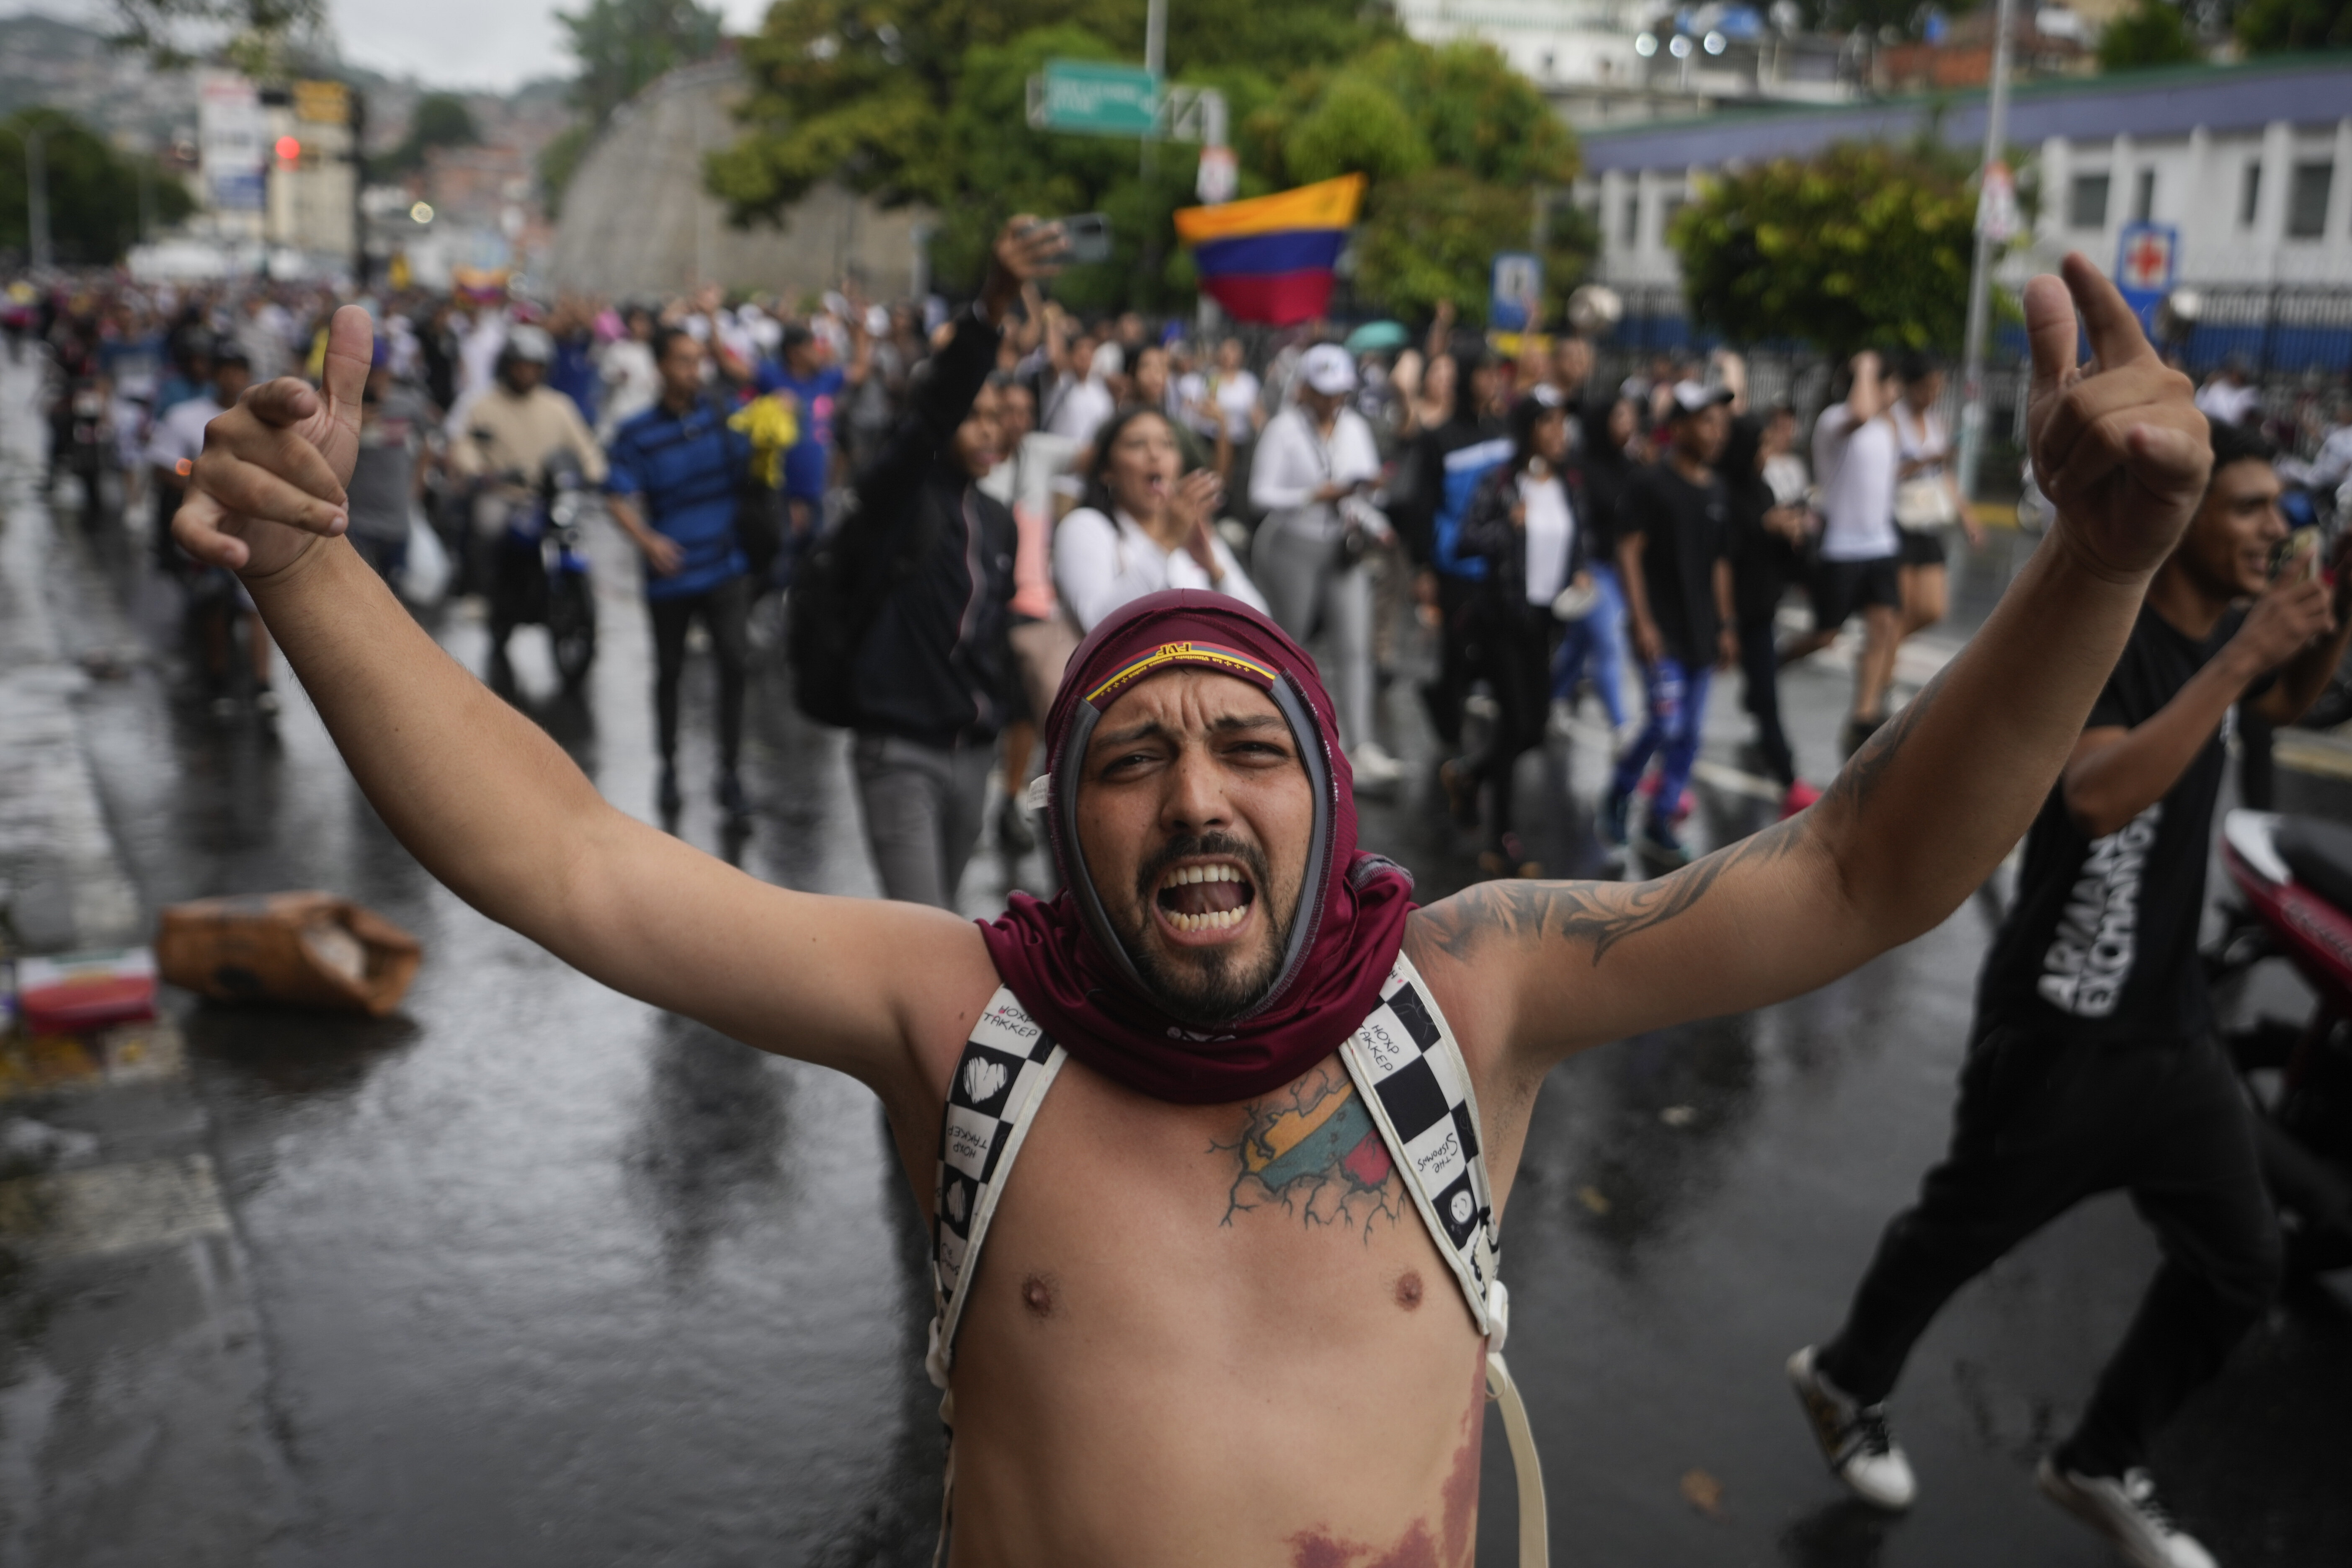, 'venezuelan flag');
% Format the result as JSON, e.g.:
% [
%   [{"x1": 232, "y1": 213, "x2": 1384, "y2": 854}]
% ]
[{"x1": 1173, "y1": 174, "x2": 1365, "y2": 327}]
